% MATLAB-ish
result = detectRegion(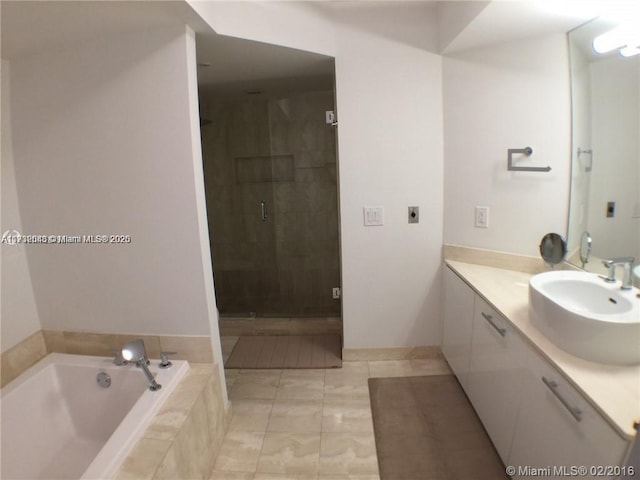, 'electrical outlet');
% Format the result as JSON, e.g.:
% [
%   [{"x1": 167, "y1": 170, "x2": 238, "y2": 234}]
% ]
[
  {"x1": 475, "y1": 206, "x2": 489, "y2": 228},
  {"x1": 332, "y1": 287, "x2": 341, "y2": 299},
  {"x1": 606, "y1": 201, "x2": 615, "y2": 218}
]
